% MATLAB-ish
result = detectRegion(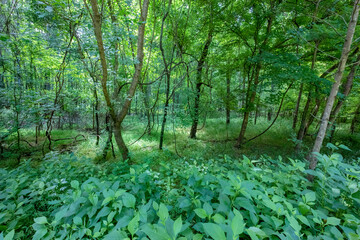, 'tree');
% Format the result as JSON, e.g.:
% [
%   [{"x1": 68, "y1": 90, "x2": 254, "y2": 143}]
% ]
[
  {"x1": 86, "y1": 0, "x2": 150, "y2": 161},
  {"x1": 307, "y1": 0, "x2": 360, "y2": 178}
]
